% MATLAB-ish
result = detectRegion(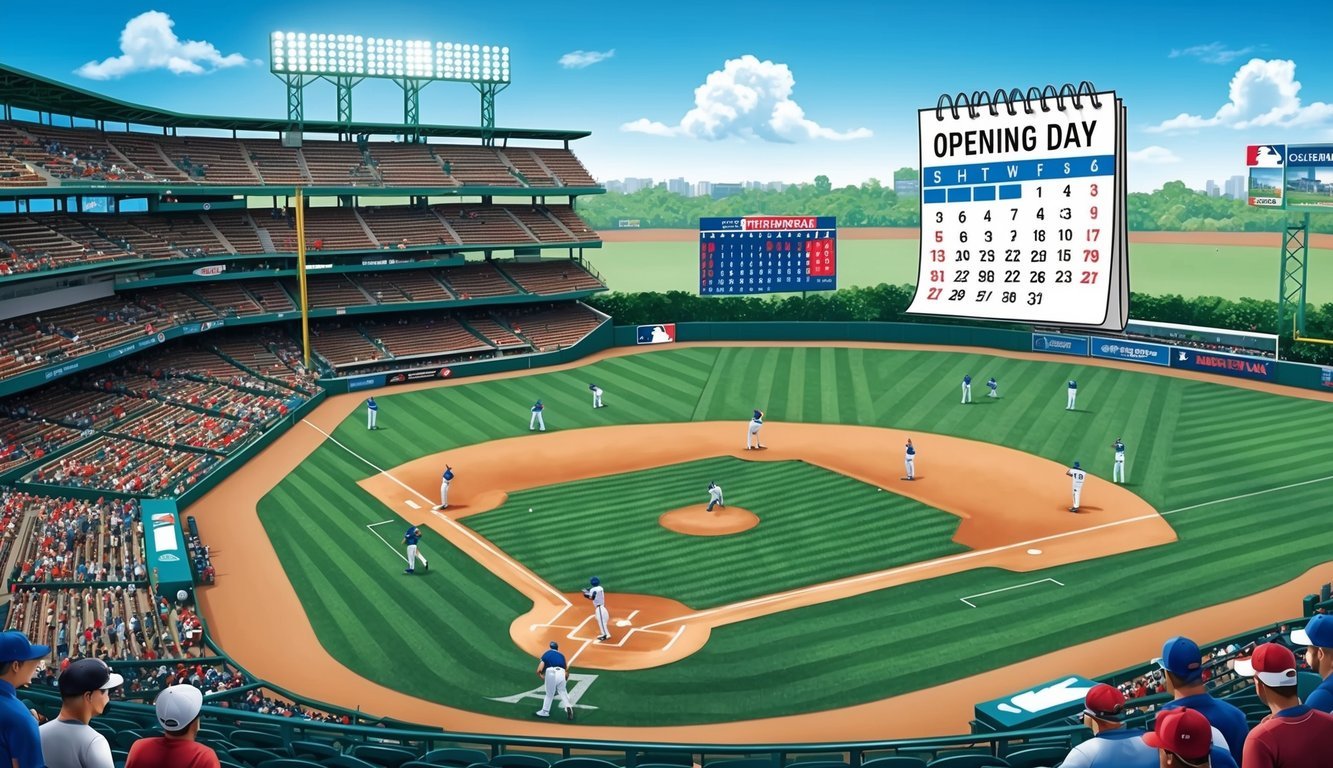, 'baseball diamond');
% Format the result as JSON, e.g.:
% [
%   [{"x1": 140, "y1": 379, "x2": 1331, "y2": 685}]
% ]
[{"x1": 189, "y1": 342, "x2": 1333, "y2": 733}]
